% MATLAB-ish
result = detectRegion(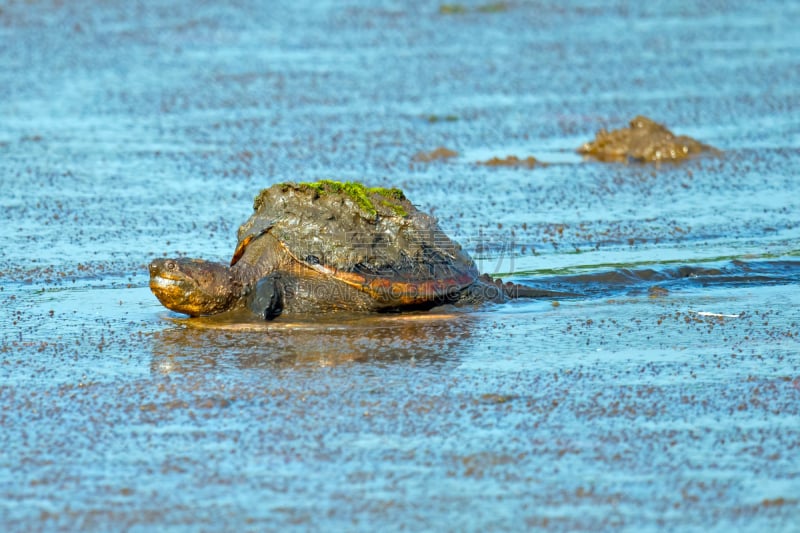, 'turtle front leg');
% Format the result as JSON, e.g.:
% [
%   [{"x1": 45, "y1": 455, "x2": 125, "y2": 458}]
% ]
[{"x1": 246, "y1": 274, "x2": 284, "y2": 320}]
